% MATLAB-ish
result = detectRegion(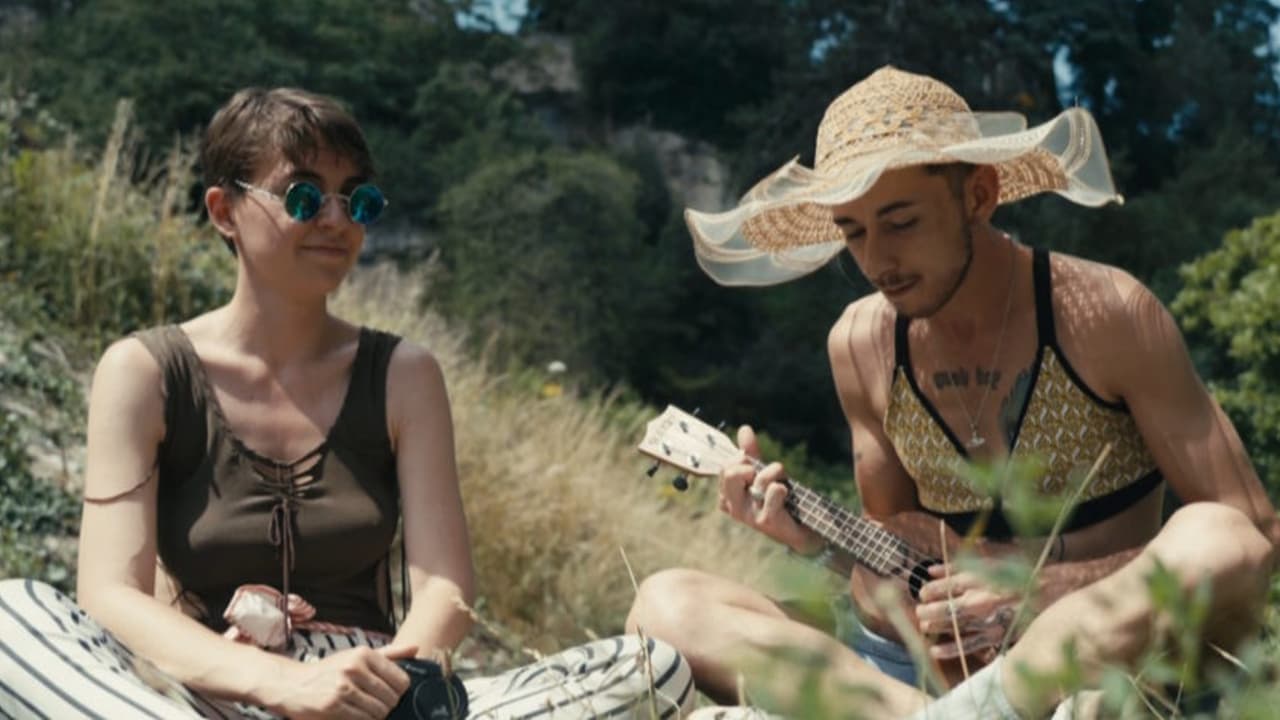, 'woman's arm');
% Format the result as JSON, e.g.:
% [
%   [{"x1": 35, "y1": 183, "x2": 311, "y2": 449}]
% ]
[
  {"x1": 75, "y1": 338, "x2": 293, "y2": 703},
  {"x1": 385, "y1": 343, "x2": 476, "y2": 657}
]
